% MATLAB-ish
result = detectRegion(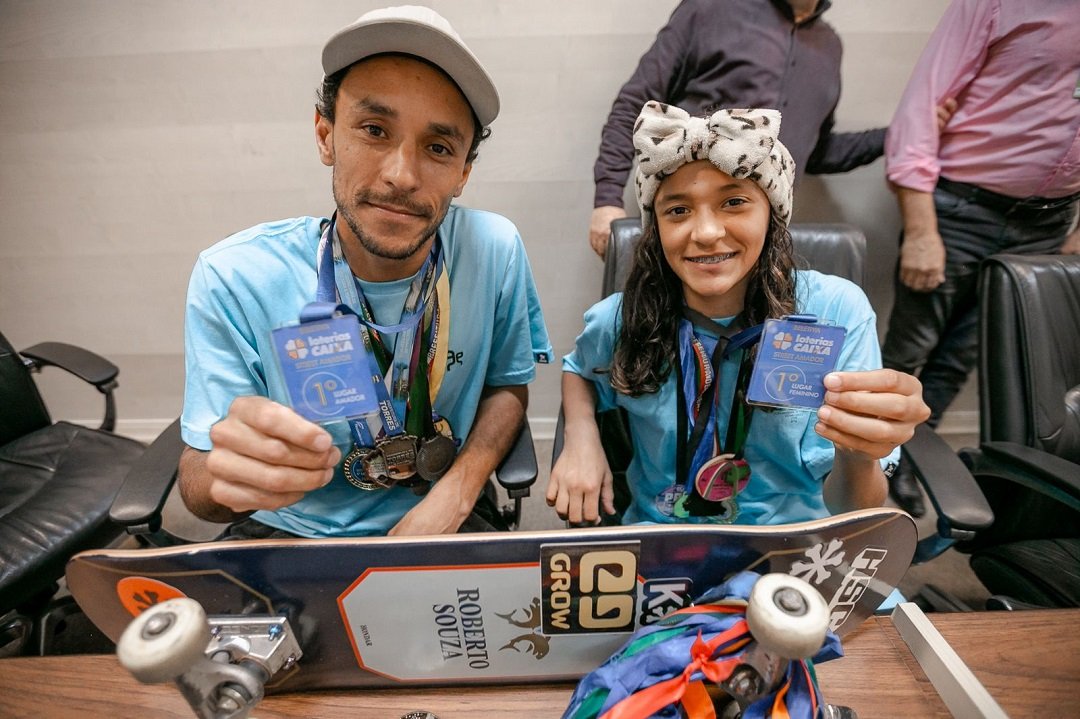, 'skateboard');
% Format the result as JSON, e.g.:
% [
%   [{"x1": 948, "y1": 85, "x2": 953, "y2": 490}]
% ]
[{"x1": 66, "y1": 507, "x2": 915, "y2": 698}]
